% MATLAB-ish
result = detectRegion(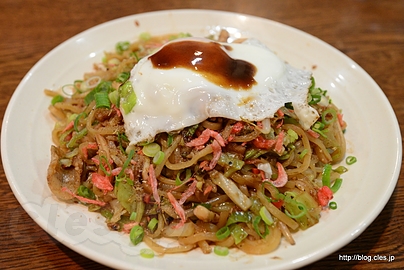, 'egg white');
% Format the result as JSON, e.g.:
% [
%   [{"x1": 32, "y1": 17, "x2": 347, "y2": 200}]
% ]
[{"x1": 123, "y1": 37, "x2": 318, "y2": 145}]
